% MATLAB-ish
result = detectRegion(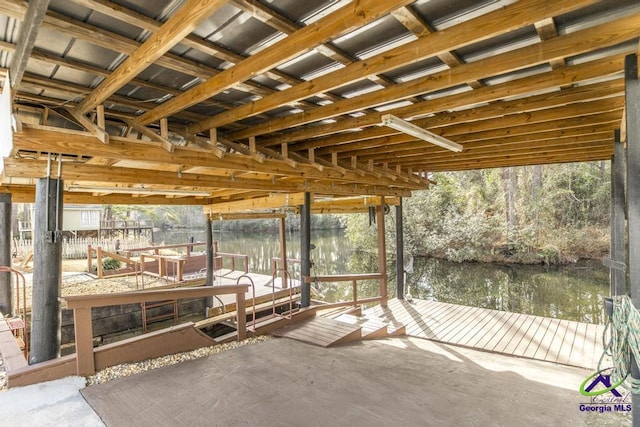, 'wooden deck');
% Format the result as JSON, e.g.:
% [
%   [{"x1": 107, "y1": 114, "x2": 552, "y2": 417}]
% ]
[{"x1": 365, "y1": 298, "x2": 606, "y2": 369}]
